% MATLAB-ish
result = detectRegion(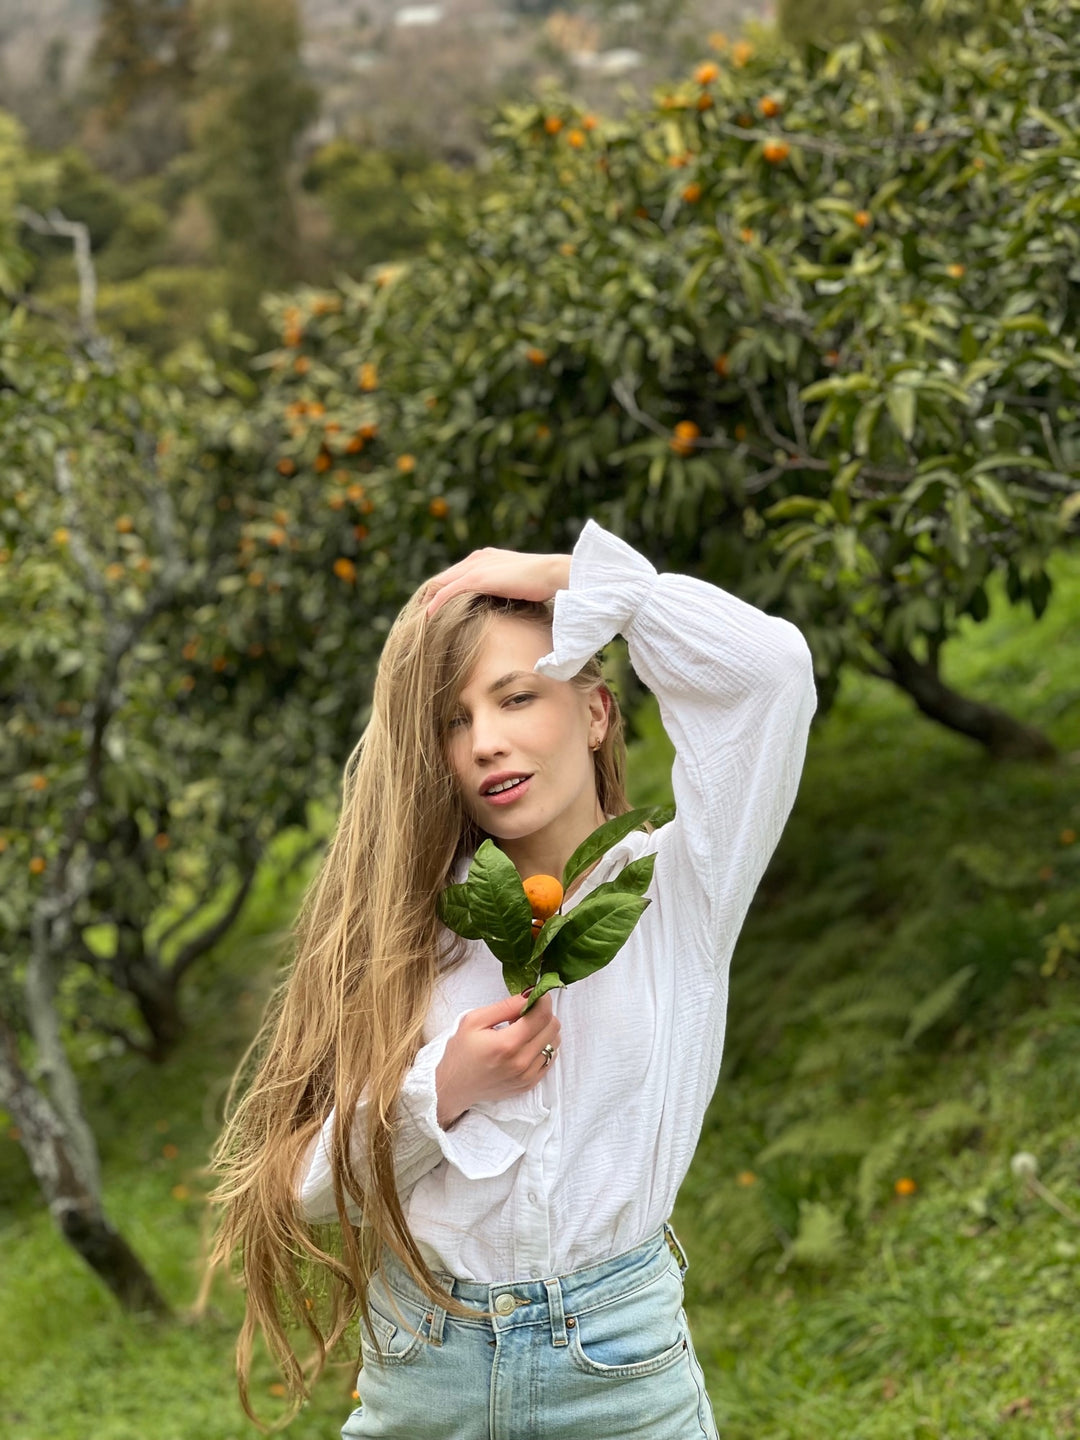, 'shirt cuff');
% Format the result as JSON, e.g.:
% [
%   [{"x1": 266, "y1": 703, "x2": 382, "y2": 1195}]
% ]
[
  {"x1": 399, "y1": 1010, "x2": 551, "y2": 1182},
  {"x1": 534, "y1": 519, "x2": 657, "y2": 681}
]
